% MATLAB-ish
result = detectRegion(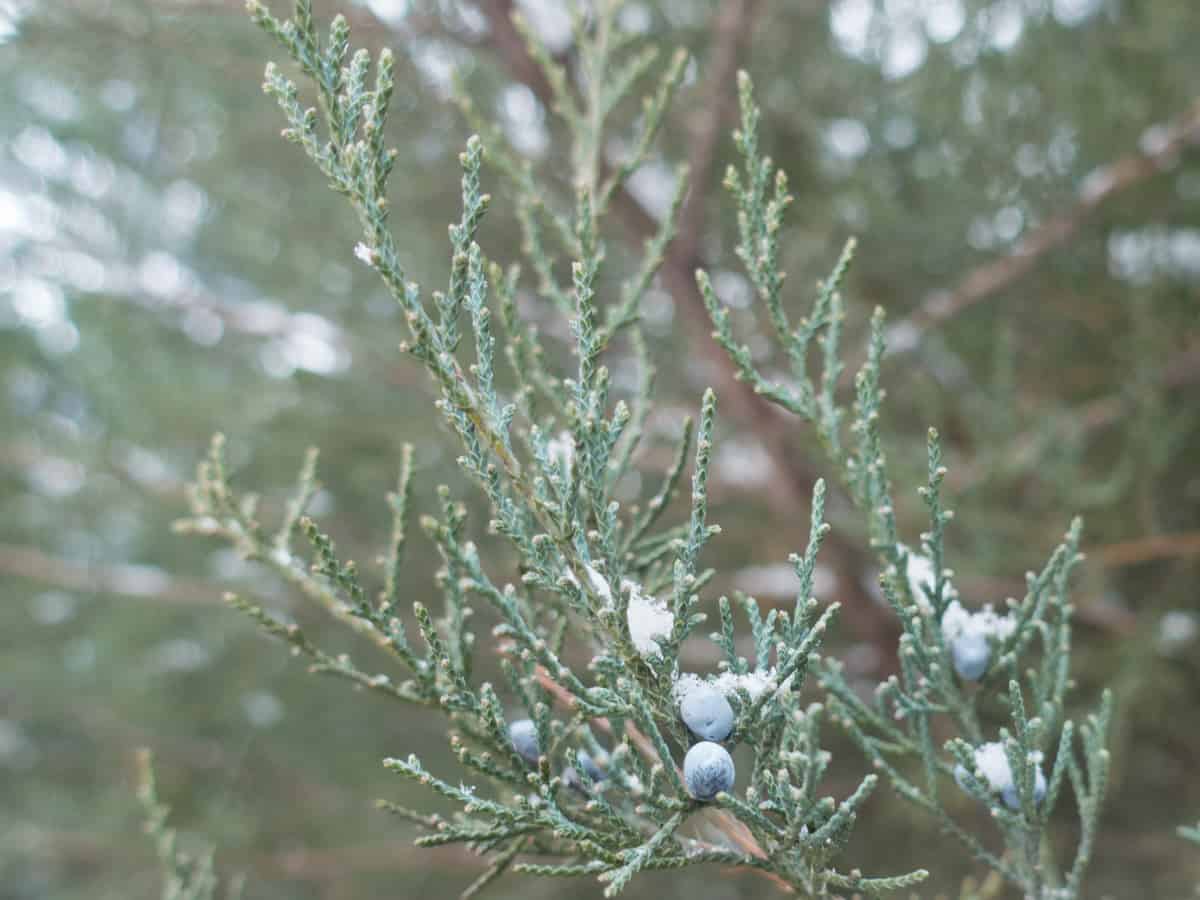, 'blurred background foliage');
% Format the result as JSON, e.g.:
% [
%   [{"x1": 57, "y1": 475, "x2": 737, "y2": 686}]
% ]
[{"x1": 0, "y1": 0, "x2": 1198, "y2": 897}]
